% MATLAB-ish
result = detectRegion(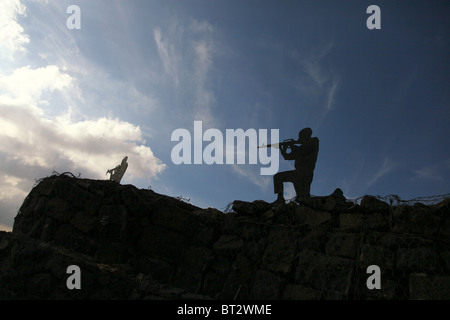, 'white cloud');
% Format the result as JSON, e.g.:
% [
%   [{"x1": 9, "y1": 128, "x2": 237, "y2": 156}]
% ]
[
  {"x1": 0, "y1": 224, "x2": 12, "y2": 232},
  {"x1": 0, "y1": 100, "x2": 166, "y2": 179},
  {"x1": 0, "y1": 100, "x2": 166, "y2": 230},
  {"x1": 0, "y1": 65, "x2": 73, "y2": 101},
  {"x1": 0, "y1": 0, "x2": 29, "y2": 58},
  {"x1": 0, "y1": 68, "x2": 165, "y2": 230},
  {"x1": 0, "y1": 38, "x2": 166, "y2": 231}
]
